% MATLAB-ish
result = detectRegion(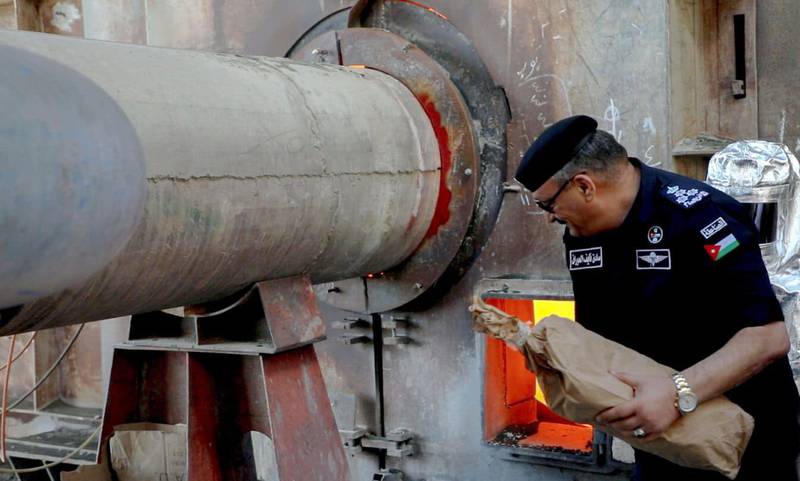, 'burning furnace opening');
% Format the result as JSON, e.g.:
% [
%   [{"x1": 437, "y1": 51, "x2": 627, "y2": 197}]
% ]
[
  {"x1": 478, "y1": 279, "x2": 634, "y2": 473},
  {"x1": 483, "y1": 297, "x2": 593, "y2": 455}
]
